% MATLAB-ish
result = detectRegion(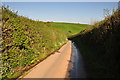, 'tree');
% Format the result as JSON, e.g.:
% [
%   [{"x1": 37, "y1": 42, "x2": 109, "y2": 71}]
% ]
[{"x1": 103, "y1": 8, "x2": 110, "y2": 18}]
